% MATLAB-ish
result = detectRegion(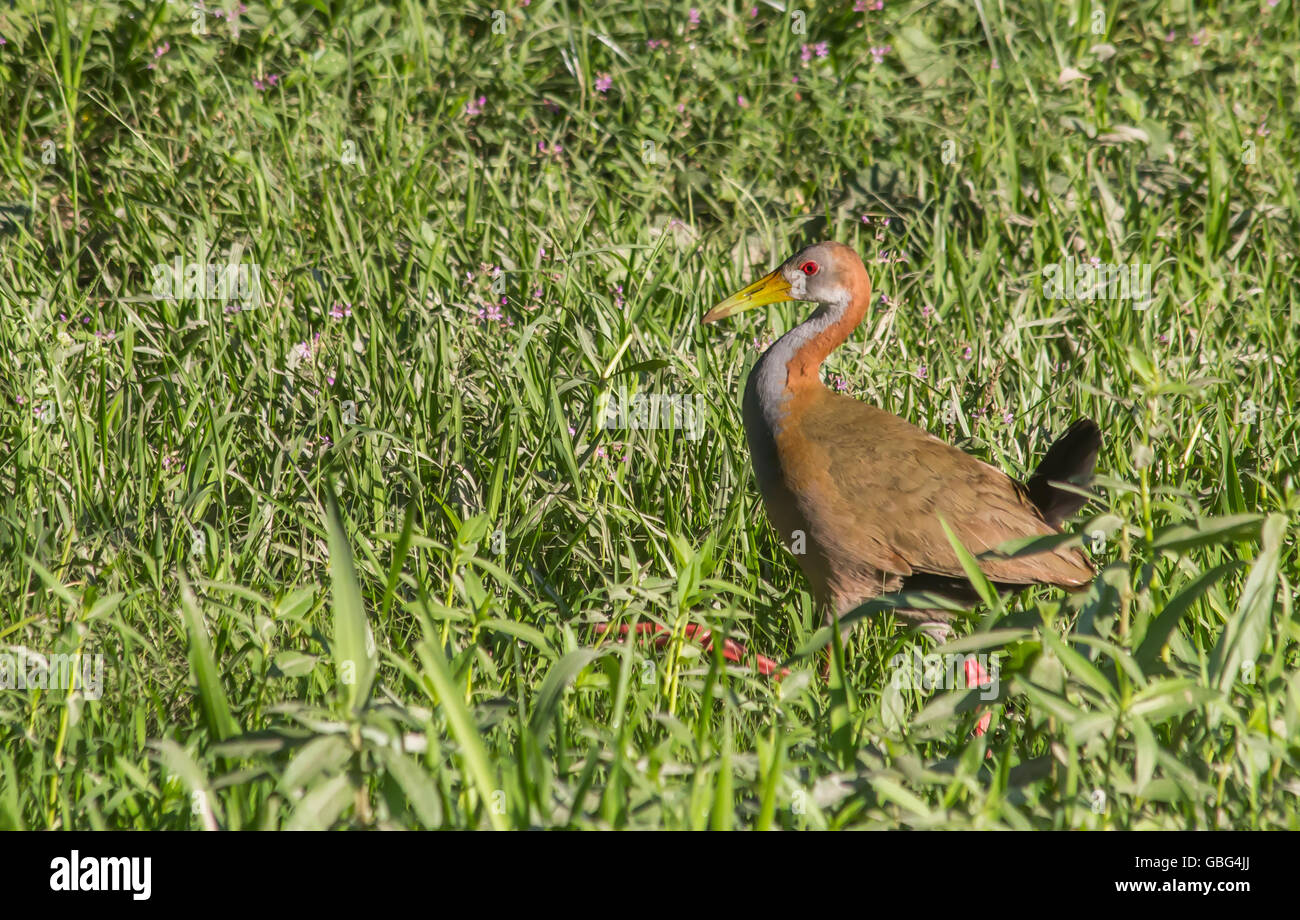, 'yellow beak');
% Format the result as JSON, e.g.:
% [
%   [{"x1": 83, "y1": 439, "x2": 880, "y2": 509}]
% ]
[{"x1": 702, "y1": 268, "x2": 792, "y2": 324}]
